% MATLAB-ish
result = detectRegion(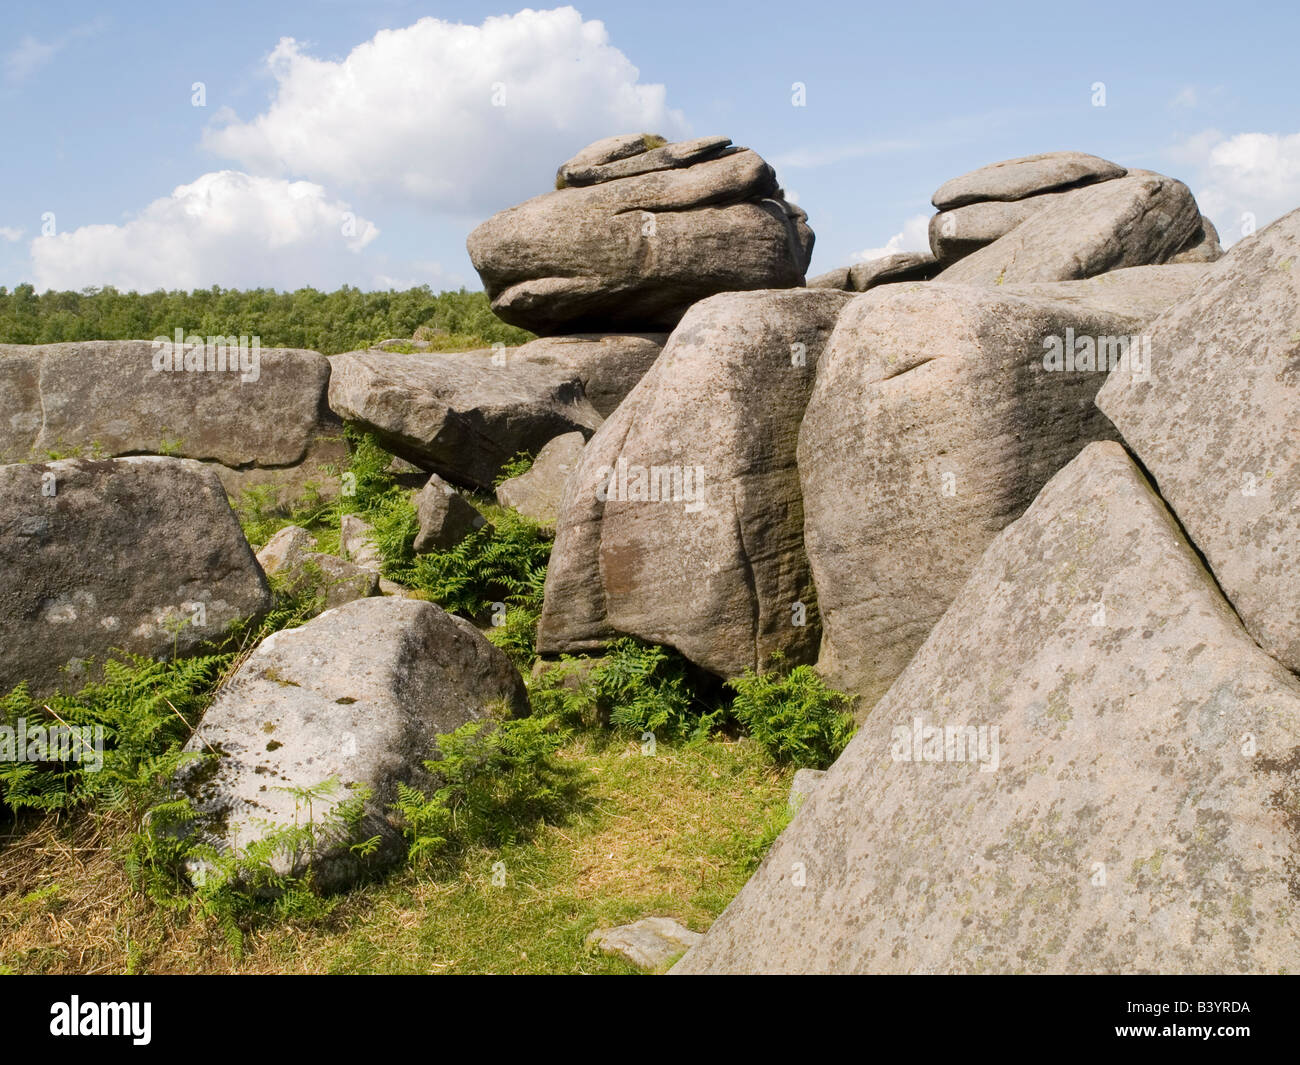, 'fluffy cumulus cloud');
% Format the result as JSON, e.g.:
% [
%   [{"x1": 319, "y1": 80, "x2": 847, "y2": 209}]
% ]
[
  {"x1": 1173, "y1": 130, "x2": 1300, "y2": 245},
  {"x1": 851, "y1": 213, "x2": 931, "y2": 262},
  {"x1": 202, "y1": 7, "x2": 689, "y2": 213},
  {"x1": 31, "y1": 171, "x2": 378, "y2": 291}
]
